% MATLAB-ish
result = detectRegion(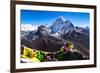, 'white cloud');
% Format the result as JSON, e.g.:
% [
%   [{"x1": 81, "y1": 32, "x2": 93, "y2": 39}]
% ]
[{"x1": 21, "y1": 24, "x2": 38, "y2": 31}]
